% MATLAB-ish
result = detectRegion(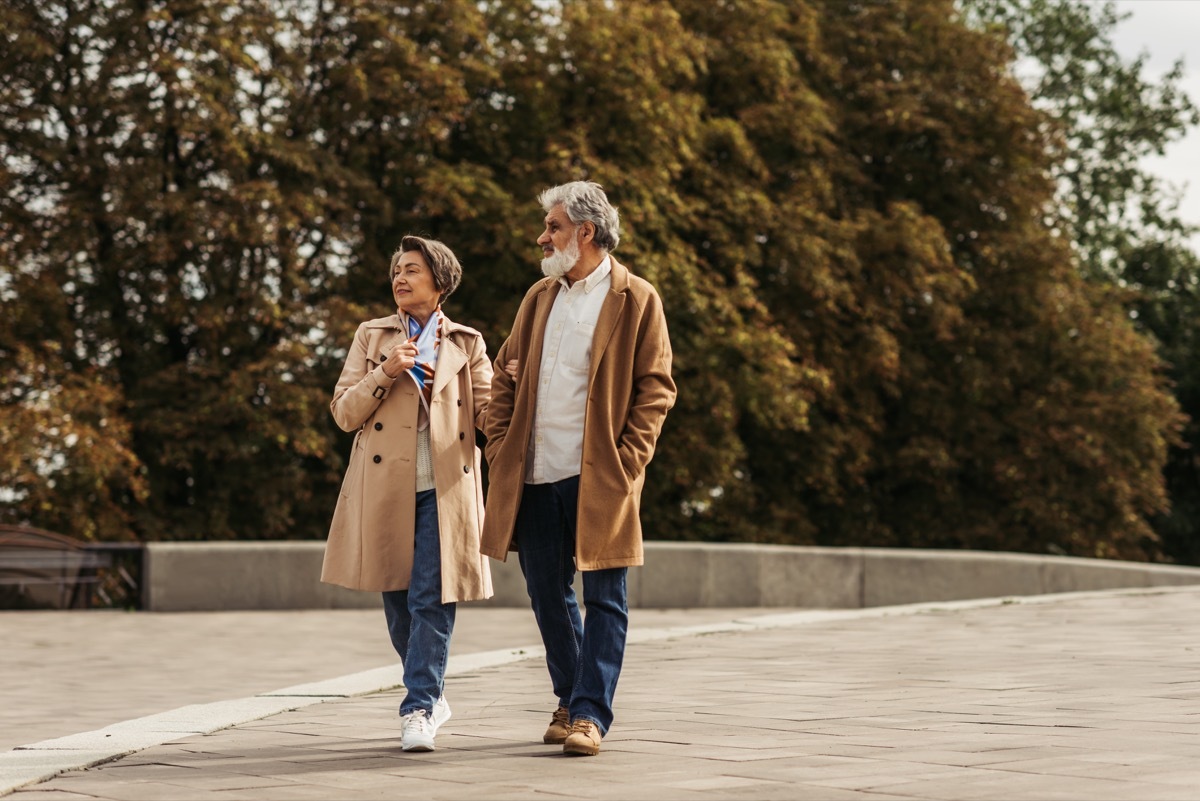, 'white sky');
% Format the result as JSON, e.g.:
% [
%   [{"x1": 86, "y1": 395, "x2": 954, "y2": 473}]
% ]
[{"x1": 1110, "y1": 0, "x2": 1200, "y2": 251}]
